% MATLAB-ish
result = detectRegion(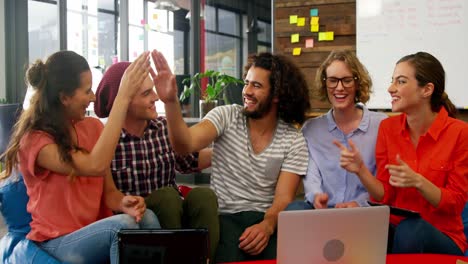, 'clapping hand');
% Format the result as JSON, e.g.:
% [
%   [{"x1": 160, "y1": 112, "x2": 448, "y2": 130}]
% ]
[
  {"x1": 333, "y1": 139, "x2": 364, "y2": 174},
  {"x1": 386, "y1": 155, "x2": 422, "y2": 189}
]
